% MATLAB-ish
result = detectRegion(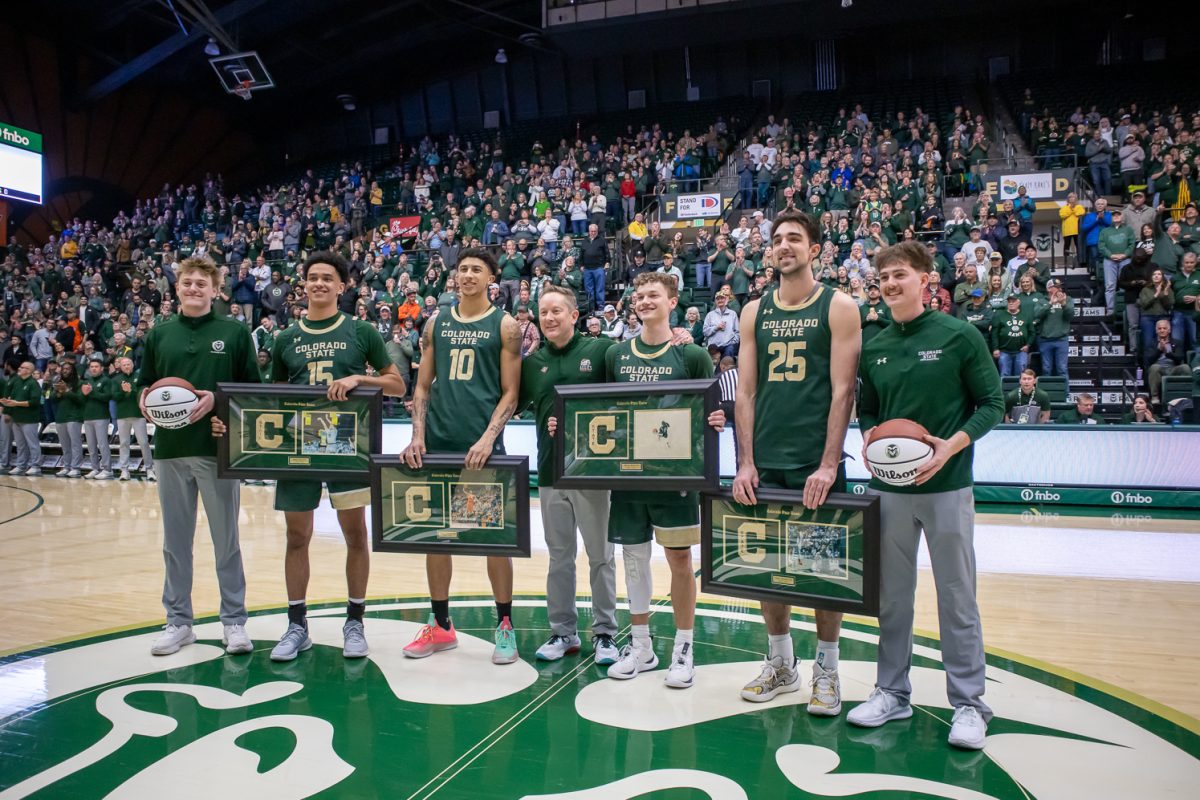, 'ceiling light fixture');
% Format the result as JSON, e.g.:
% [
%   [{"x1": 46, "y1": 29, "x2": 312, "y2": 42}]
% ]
[
  {"x1": 495, "y1": 48, "x2": 508, "y2": 64},
  {"x1": 204, "y1": 37, "x2": 220, "y2": 56}
]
